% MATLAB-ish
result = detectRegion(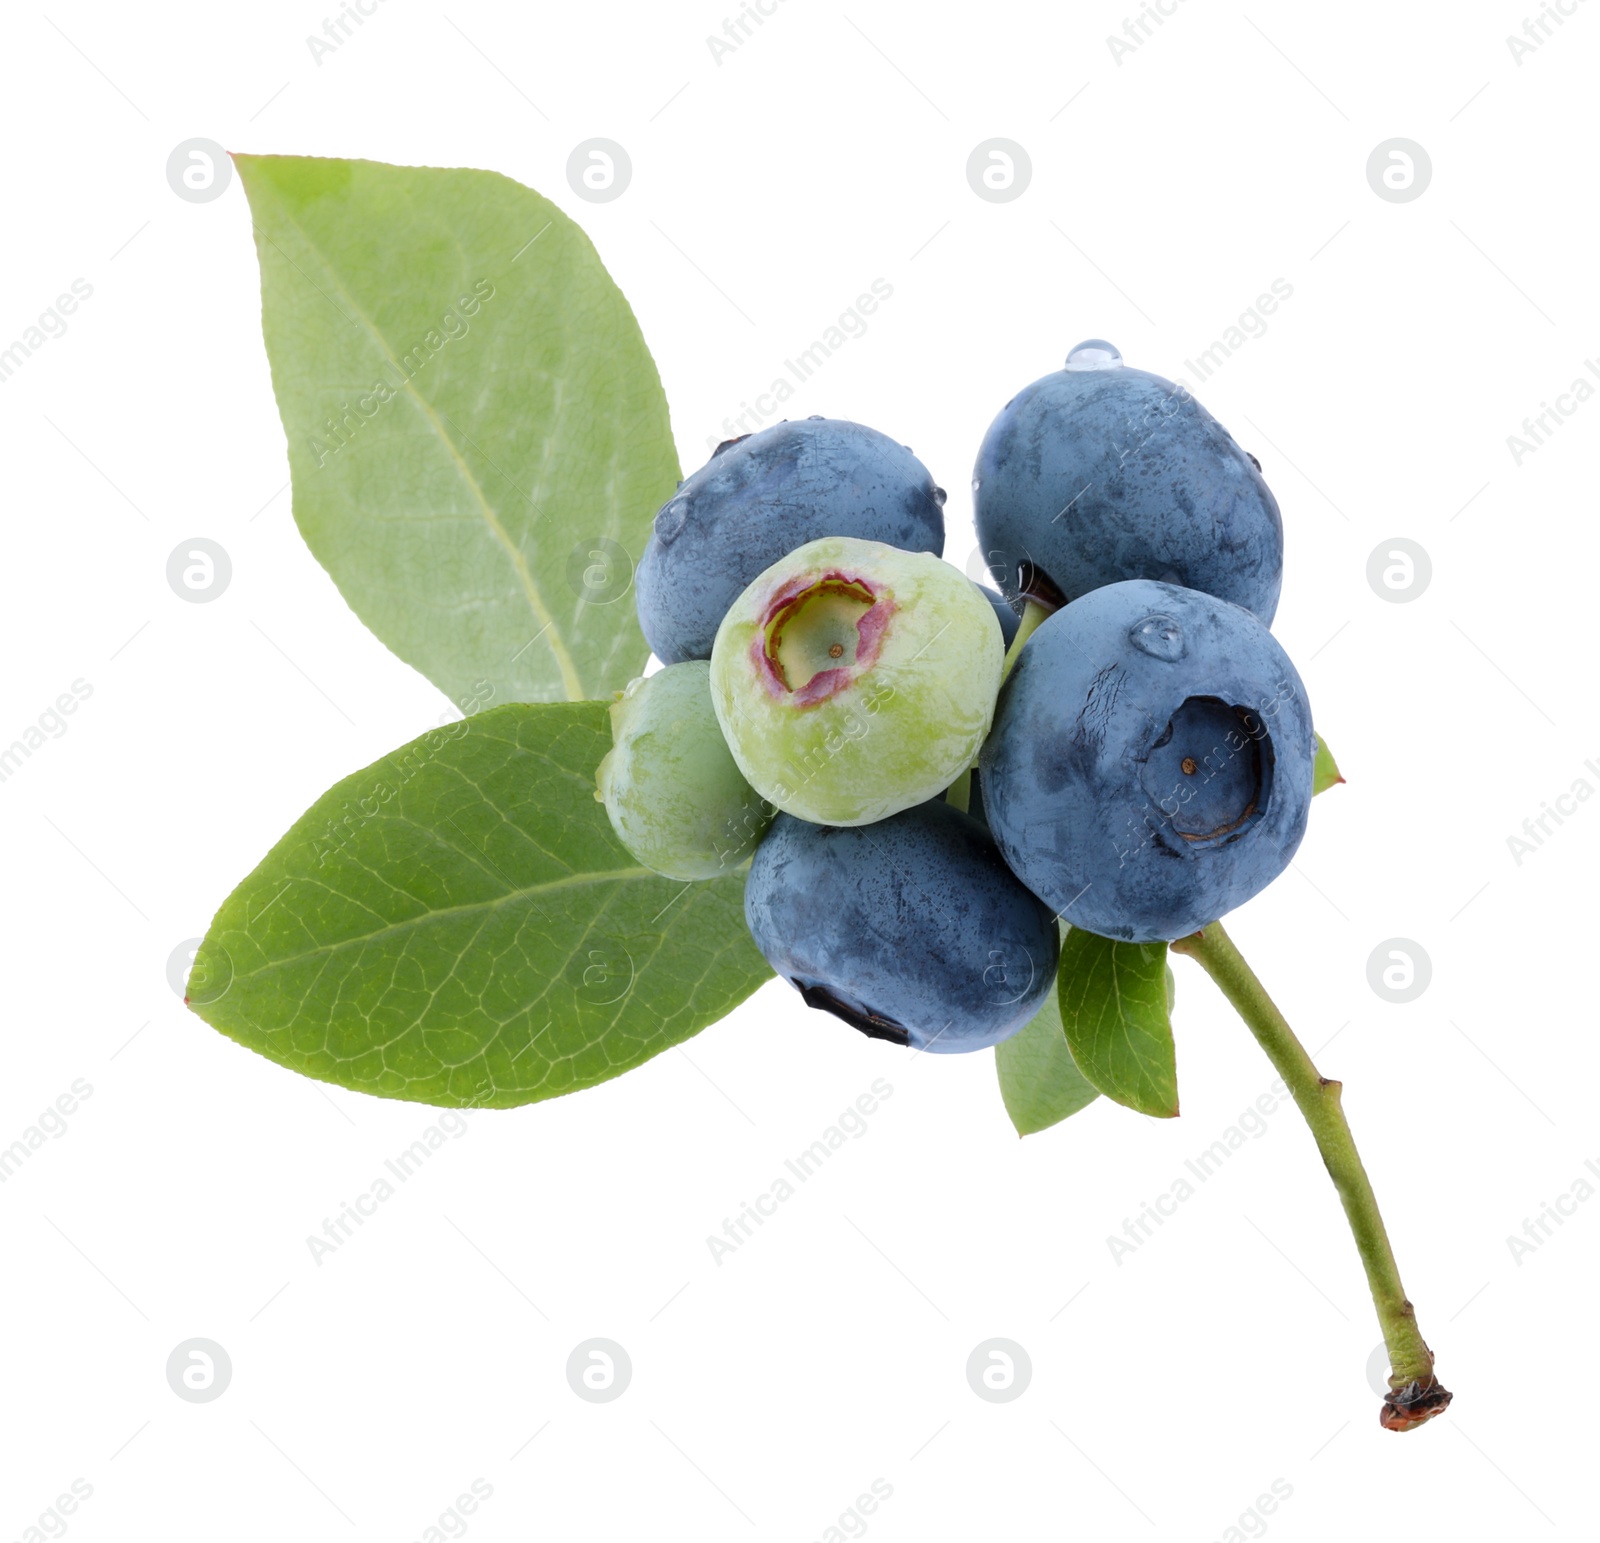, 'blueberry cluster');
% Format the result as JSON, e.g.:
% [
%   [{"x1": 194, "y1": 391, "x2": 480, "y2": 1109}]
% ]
[{"x1": 597, "y1": 344, "x2": 1315, "y2": 1055}]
